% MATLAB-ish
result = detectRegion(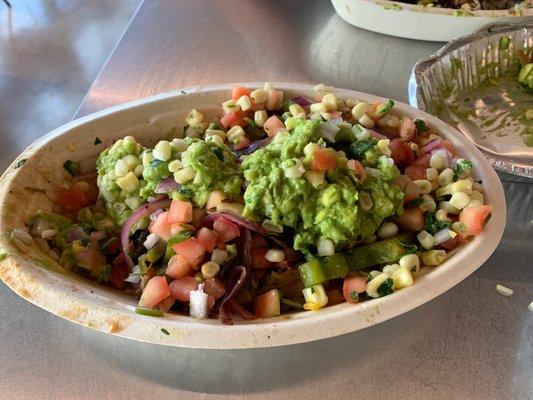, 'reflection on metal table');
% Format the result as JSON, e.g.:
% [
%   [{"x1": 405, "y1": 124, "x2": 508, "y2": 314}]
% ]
[{"x1": 1, "y1": 1, "x2": 531, "y2": 399}]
